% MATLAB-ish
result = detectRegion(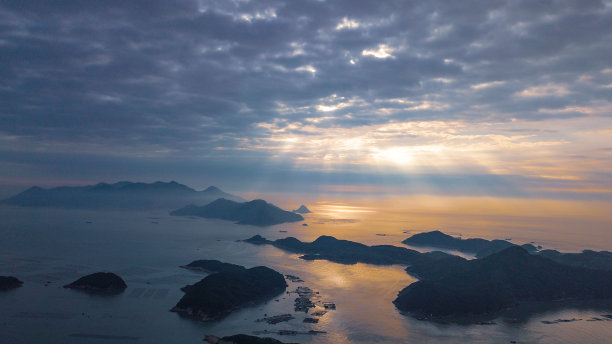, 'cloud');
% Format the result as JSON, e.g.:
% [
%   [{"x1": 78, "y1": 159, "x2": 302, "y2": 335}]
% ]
[
  {"x1": 362, "y1": 44, "x2": 396, "y2": 59},
  {"x1": 515, "y1": 83, "x2": 571, "y2": 98},
  {"x1": 0, "y1": 0, "x2": 611, "y2": 199}
]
